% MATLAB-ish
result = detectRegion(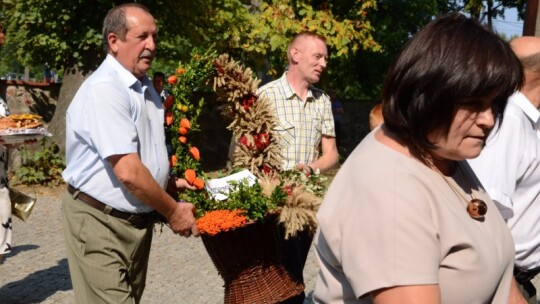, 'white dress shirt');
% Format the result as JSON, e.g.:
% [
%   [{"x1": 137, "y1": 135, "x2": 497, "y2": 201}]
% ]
[
  {"x1": 469, "y1": 91, "x2": 540, "y2": 269},
  {"x1": 62, "y1": 55, "x2": 169, "y2": 213}
]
